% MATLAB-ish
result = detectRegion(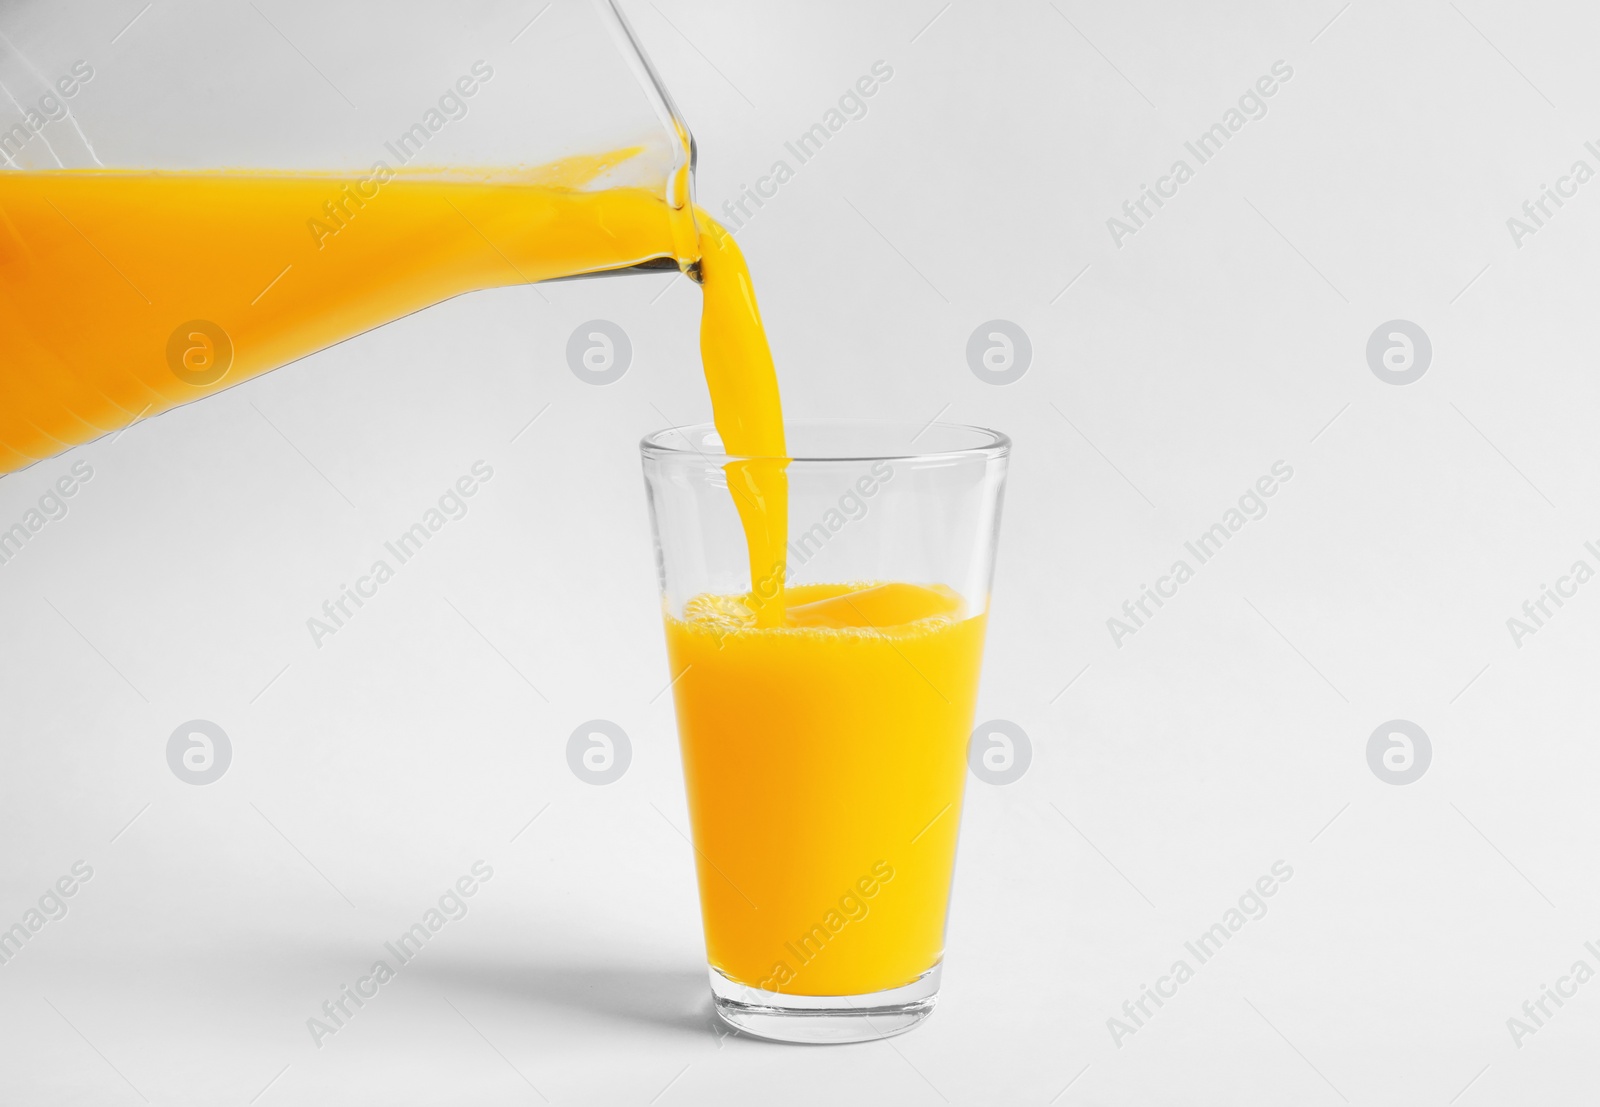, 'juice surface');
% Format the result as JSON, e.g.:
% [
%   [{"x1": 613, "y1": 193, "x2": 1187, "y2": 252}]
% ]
[{"x1": 665, "y1": 582, "x2": 986, "y2": 996}]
